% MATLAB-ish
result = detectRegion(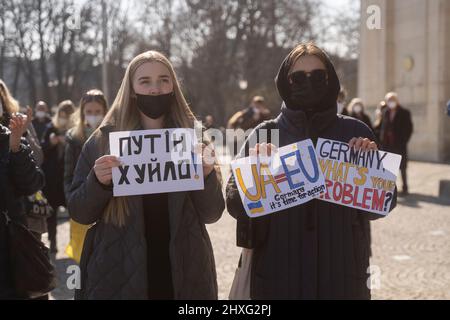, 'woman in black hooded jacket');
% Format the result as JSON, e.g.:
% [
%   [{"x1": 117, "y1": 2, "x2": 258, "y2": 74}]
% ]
[{"x1": 226, "y1": 43, "x2": 397, "y2": 300}]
